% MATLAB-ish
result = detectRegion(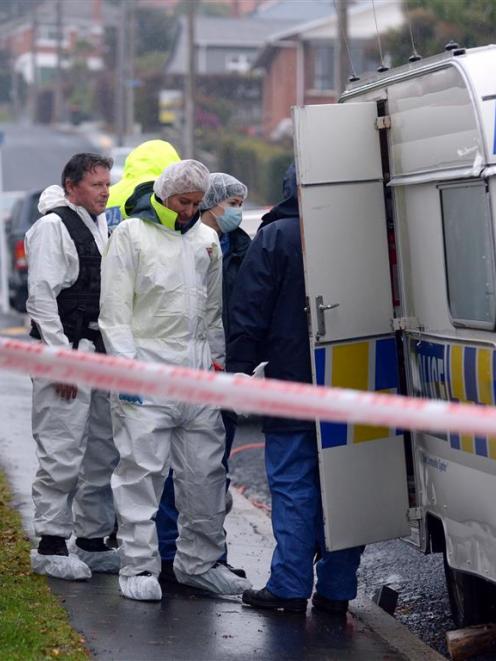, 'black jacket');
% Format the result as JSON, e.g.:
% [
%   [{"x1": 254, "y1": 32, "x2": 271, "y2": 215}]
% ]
[
  {"x1": 222, "y1": 226, "x2": 251, "y2": 340},
  {"x1": 226, "y1": 197, "x2": 313, "y2": 433}
]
